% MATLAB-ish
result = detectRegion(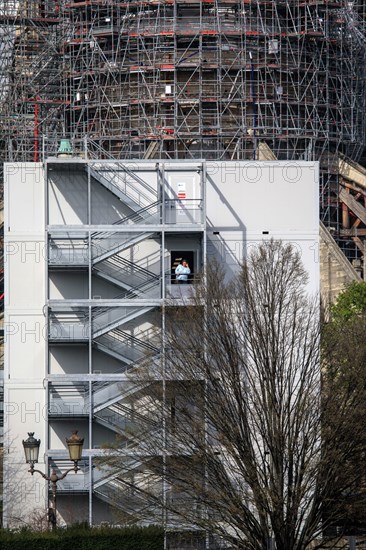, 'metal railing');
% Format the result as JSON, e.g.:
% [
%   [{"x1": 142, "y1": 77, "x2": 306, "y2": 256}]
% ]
[
  {"x1": 49, "y1": 313, "x2": 89, "y2": 341},
  {"x1": 95, "y1": 254, "x2": 159, "y2": 289},
  {"x1": 89, "y1": 161, "x2": 157, "y2": 212},
  {"x1": 164, "y1": 199, "x2": 204, "y2": 224},
  {"x1": 94, "y1": 329, "x2": 158, "y2": 365},
  {"x1": 92, "y1": 231, "x2": 155, "y2": 263},
  {"x1": 49, "y1": 239, "x2": 88, "y2": 266},
  {"x1": 92, "y1": 305, "x2": 154, "y2": 338}
]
